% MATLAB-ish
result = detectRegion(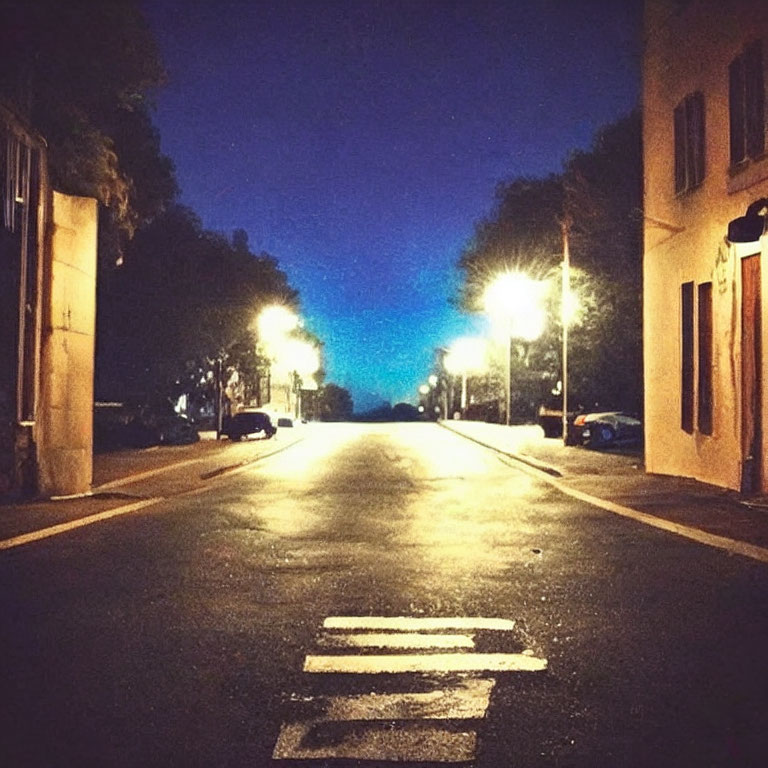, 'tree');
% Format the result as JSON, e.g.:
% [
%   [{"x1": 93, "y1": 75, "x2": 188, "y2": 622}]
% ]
[
  {"x1": 456, "y1": 112, "x2": 643, "y2": 415},
  {"x1": 457, "y1": 175, "x2": 564, "y2": 312},
  {"x1": 318, "y1": 384, "x2": 354, "y2": 422},
  {"x1": 95, "y1": 206, "x2": 299, "y2": 407},
  {"x1": 1, "y1": 0, "x2": 177, "y2": 261},
  {"x1": 392, "y1": 402, "x2": 420, "y2": 421},
  {"x1": 563, "y1": 111, "x2": 643, "y2": 412}
]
